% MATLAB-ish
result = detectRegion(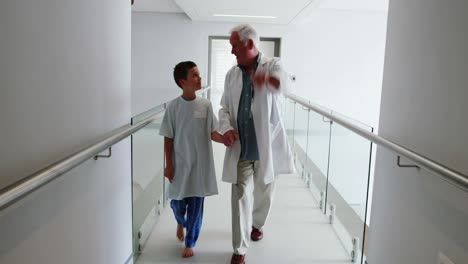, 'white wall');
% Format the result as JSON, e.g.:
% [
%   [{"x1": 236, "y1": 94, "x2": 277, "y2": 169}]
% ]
[
  {"x1": 0, "y1": 0, "x2": 132, "y2": 263},
  {"x1": 131, "y1": 12, "x2": 387, "y2": 129},
  {"x1": 369, "y1": 1, "x2": 468, "y2": 263},
  {"x1": 282, "y1": 9, "x2": 387, "y2": 226},
  {"x1": 283, "y1": 9, "x2": 388, "y2": 128},
  {"x1": 131, "y1": 12, "x2": 289, "y2": 116}
]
